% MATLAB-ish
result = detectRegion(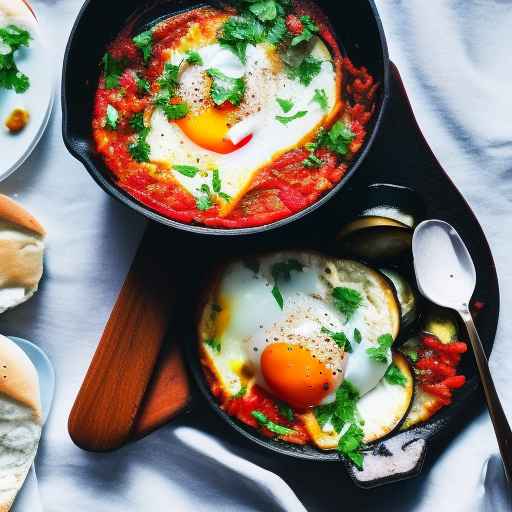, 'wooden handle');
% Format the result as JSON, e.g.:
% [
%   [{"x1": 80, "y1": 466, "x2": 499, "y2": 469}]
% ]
[{"x1": 68, "y1": 224, "x2": 185, "y2": 451}]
